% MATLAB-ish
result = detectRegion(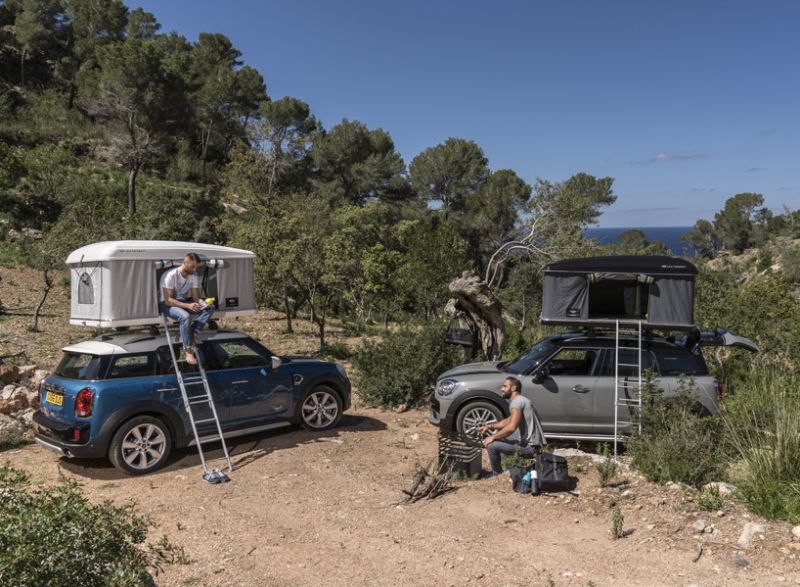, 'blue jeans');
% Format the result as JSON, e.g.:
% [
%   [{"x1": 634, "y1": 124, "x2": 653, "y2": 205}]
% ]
[
  {"x1": 486, "y1": 440, "x2": 537, "y2": 474},
  {"x1": 159, "y1": 299, "x2": 215, "y2": 349}
]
